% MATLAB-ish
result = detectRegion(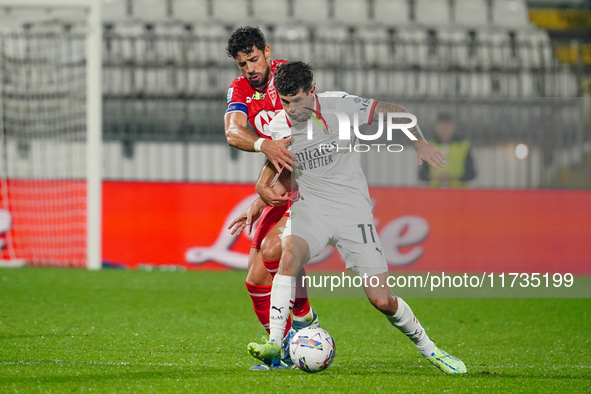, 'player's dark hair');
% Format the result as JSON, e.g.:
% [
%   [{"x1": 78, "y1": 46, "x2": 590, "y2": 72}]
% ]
[
  {"x1": 274, "y1": 61, "x2": 314, "y2": 96},
  {"x1": 226, "y1": 26, "x2": 267, "y2": 59}
]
